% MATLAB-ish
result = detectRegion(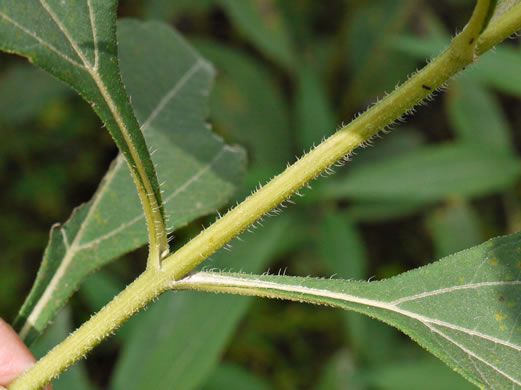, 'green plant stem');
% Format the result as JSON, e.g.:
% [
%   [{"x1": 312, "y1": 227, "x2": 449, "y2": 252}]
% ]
[
  {"x1": 10, "y1": 1, "x2": 520, "y2": 389},
  {"x1": 477, "y1": 2, "x2": 521, "y2": 53},
  {"x1": 9, "y1": 269, "x2": 170, "y2": 390}
]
